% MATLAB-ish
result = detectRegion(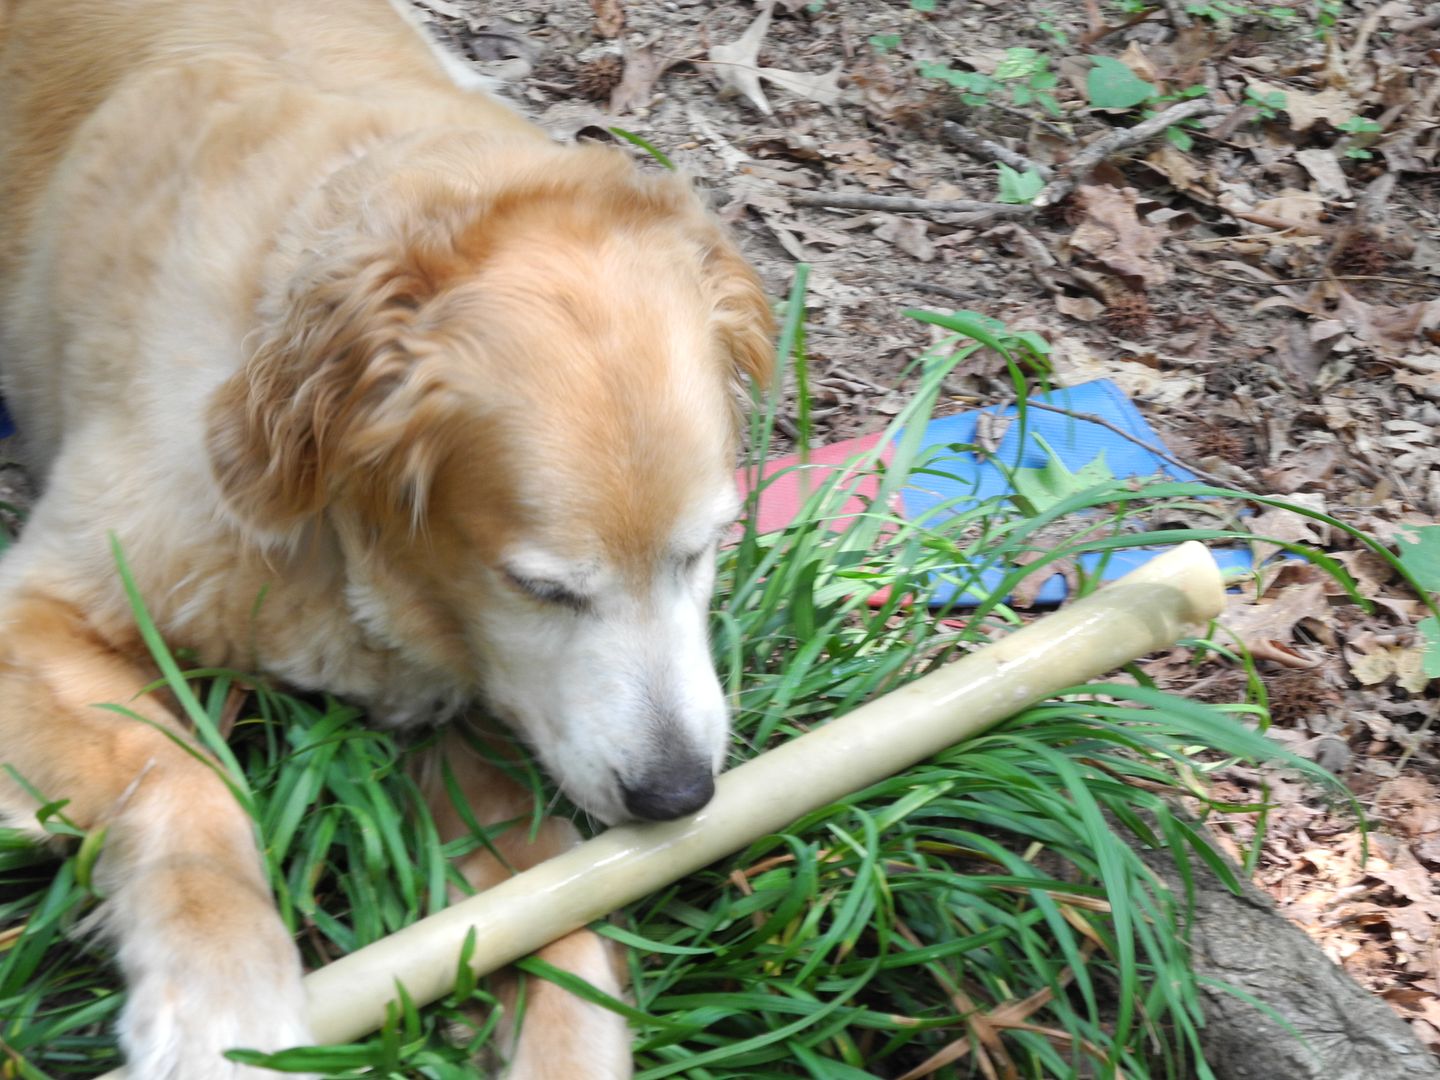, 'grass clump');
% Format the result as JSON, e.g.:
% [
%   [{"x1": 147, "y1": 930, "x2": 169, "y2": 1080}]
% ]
[{"x1": 1, "y1": 277, "x2": 1355, "y2": 1078}]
